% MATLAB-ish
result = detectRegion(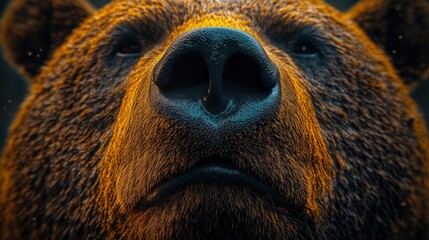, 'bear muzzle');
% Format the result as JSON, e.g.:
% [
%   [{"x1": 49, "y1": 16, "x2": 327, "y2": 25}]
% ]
[{"x1": 131, "y1": 27, "x2": 299, "y2": 213}]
